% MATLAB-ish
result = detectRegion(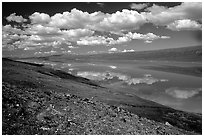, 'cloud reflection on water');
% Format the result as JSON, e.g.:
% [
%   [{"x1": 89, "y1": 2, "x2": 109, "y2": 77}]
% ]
[
  {"x1": 77, "y1": 71, "x2": 168, "y2": 85},
  {"x1": 165, "y1": 87, "x2": 201, "y2": 99}
]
